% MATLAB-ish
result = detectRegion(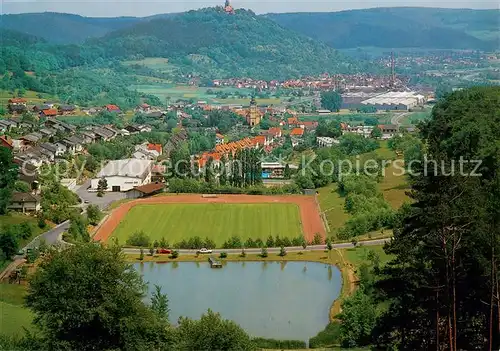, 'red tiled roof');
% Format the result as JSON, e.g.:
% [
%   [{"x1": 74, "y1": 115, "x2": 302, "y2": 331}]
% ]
[
  {"x1": 268, "y1": 127, "x2": 282, "y2": 137},
  {"x1": 9, "y1": 98, "x2": 27, "y2": 103},
  {"x1": 290, "y1": 128, "x2": 304, "y2": 136},
  {"x1": 288, "y1": 117, "x2": 299, "y2": 125},
  {"x1": 216, "y1": 133, "x2": 224, "y2": 139},
  {"x1": 41, "y1": 108, "x2": 58, "y2": 116},
  {"x1": 252, "y1": 135, "x2": 266, "y2": 146},
  {"x1": 147, "y1": 143, "x2": 162, "y2": 154},
  {"x1": 106, "y1": 104, "x2": 120, "y2": 111},
  {"x1": 127, "y1": 183, "x2": 164, "y2": 195}
]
